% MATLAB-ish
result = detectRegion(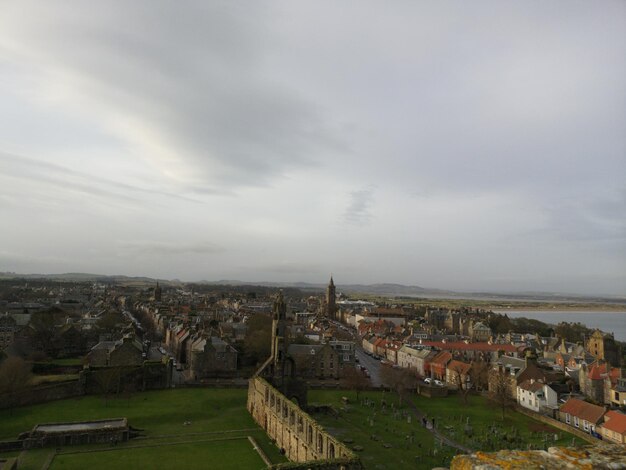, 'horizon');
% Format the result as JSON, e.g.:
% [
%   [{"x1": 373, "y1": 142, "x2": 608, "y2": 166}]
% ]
[
  {"x1": 2, "y1": 269, "x2": 625, "y2": 300},
  {"x1": 1, "y1": 2, "x2": 624, "y2": 296}
]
